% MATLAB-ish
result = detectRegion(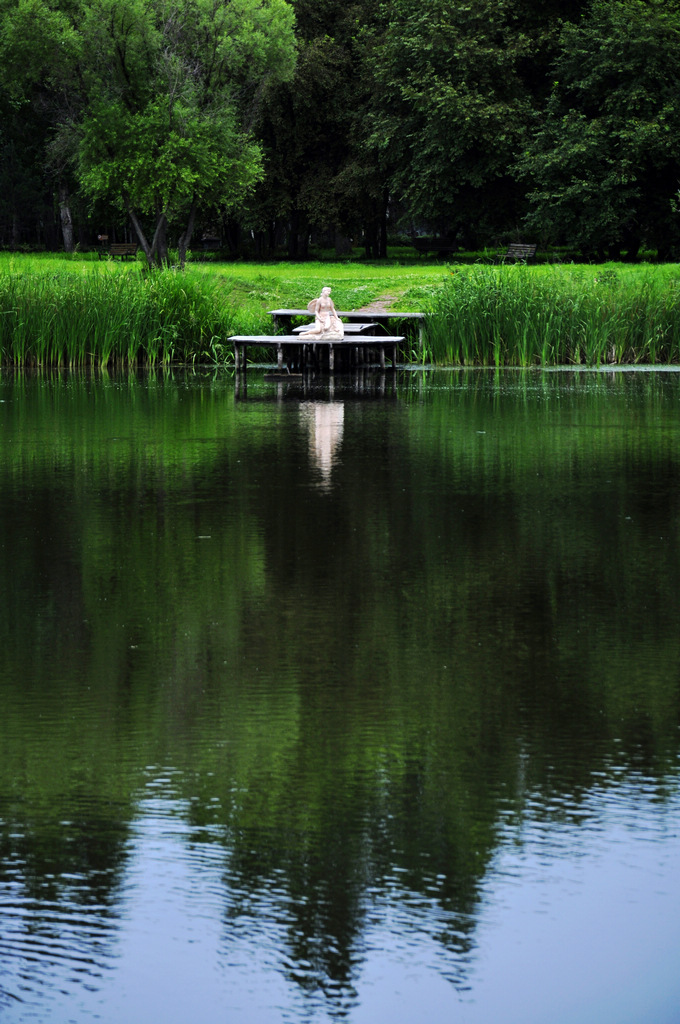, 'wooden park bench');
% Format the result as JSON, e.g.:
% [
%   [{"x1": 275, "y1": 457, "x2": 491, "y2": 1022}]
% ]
[
  {"x1": 499, "y1": 243, "x2": 537, "y2": 264},
  {"x1": 109, "y1": 243, "x2": 139, "y2": 260},
  {"x1": 98, "y1": 240, "x2": 139, "y2": 260}
]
